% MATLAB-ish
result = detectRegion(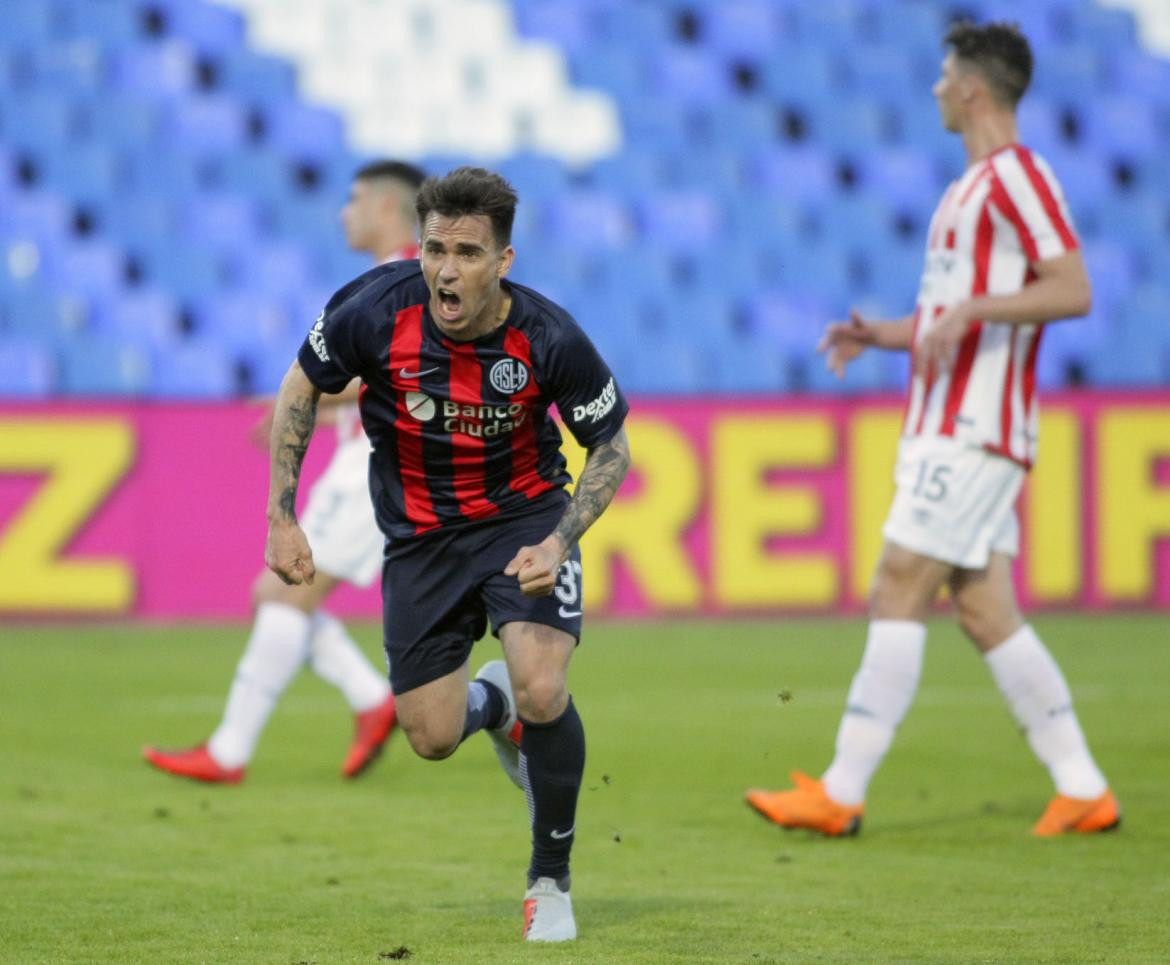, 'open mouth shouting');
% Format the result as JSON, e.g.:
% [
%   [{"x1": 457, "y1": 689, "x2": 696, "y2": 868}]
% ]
[{"x1": 436, "y1": 287, "x2": 462, "y2": 322}]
